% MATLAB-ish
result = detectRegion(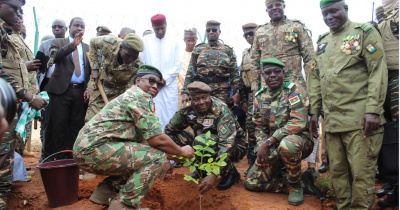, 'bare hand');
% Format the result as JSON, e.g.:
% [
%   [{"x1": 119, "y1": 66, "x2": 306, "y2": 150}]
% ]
[
  {"x1": 182, "y1": 94, "x2": 190, "y2": 104},
  {"x1": 73, "y1": 31, "x2": 84, "y2": 47},
  {"x1": 83, "y1": 90, "x2": 90, "y2": 103},
  {"x1": 0, "y1": 104, "x2": 9, "y2": 141},
  {"x1": 180, "y1": 145, "x2": 195, "y2": 158},
  {"x1": 231, "y1": 92, "x2": 240, "y2": 106},
  {"x1": 309, "y1": 114, "x2": 319, "y2": 139},
  {"x1": 25, "y1": 59, "x2": 42, "y2": 72},
  {"x1": 199, "y1": 173, "x2": 217, "y2": 196},
  {"x1": 242, "y1": 102, "x2": 248, "y2": 112},
  {"x1": 255, "y1": 141, "x2": 270, "y2": 167},
  {"x1": 362, "y1": 113, "x2": 380, "y2": 137},
  {"x1": 29, "y1": 96, "x2": 48, "y2": 111},
  {"x1": 160, "y1": 162, "x2": 173, "y2": 181}
]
